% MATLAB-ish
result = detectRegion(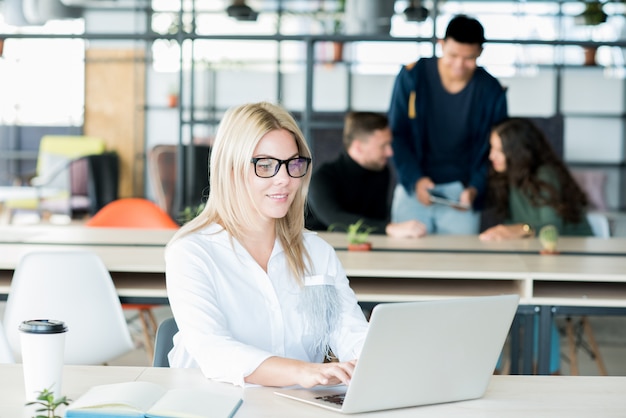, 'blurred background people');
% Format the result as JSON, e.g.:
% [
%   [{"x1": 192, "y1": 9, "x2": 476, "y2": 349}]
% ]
[
  {"x1": 388, "y1": 14, "x2": 508, "y2": 235},
  {"x1": 480, "y1": 117, "x2": 594, "y2": 375},
  {"x1": 480, "y1": 117, "x2": 592, "y2": 241},
  {"x1": 307, "y1": 111, "x2": 426, "y2": 238}
]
